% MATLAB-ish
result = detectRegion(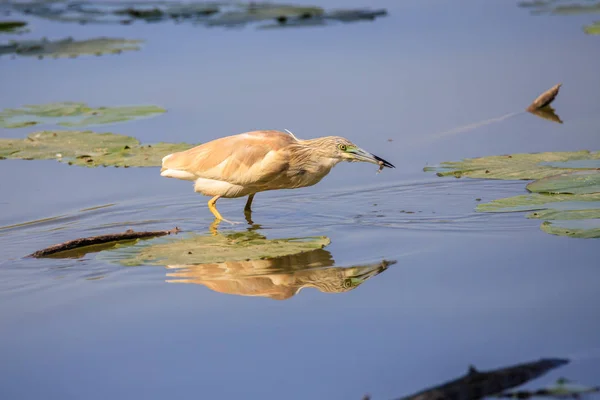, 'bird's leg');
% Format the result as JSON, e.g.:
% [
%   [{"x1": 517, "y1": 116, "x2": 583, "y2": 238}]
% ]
[
  {"x1": 244, "y1": 194, "x2": 255, "y2": 224},
  {"x1": 207, "y1": 195, "x2": 241, "y2": 226},
  {"x1": 244, "y1": 194, "x2": 255, "y2": 212},
  {"x1": 208, "y1": 195, "x2": 224, "y2": 220}
]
